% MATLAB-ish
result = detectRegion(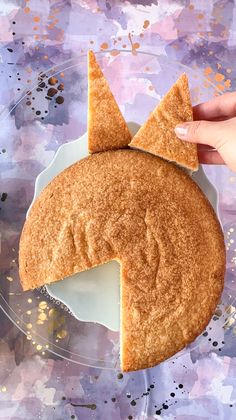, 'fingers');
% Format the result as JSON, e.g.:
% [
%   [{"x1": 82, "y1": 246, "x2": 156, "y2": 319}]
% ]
[
  {"x1": 175, "y1": 92, "x2": 236, "y2": 171},
  {"x1": 175, "y1": 118, "x2": 236, "y2": 172},
  {"x1": 174, "y1": 119, "x2": 227, "y2": 148},
  {"x1": 197, "y1": 144, "x2": 225, "y2": 164},
  {"x1": 198, "y1": 150, "x2": 225, "y2": 165},
  {"x1": 197, "y1": 144, "x2": 215, "y2": 151},
  {"x1": 193, "y1": 92, "x2": 236, "y2": 121}
]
